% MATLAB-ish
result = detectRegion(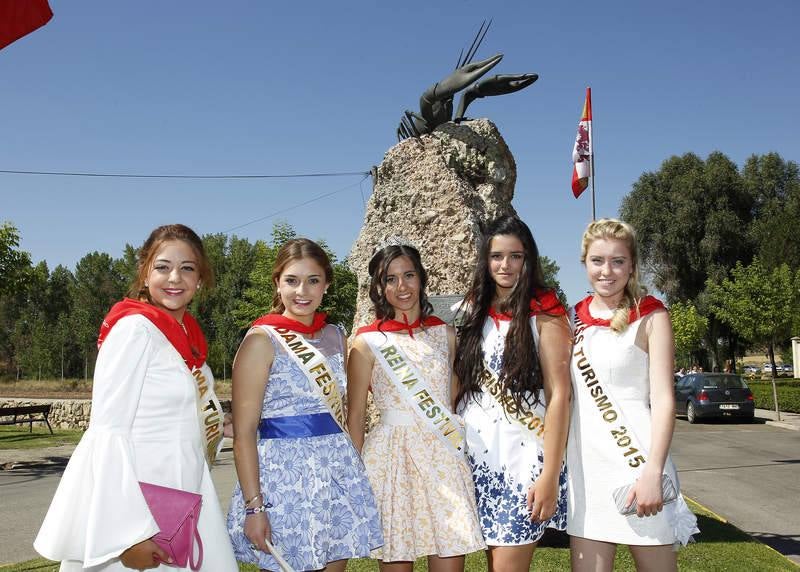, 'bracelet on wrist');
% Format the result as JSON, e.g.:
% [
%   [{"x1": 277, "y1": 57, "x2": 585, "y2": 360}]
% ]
[
  {"x1": 244, "y1": 493, "x2": 263, "y2": 508},
  {"x1": 245, "y1": 504, "x2": 269, "y2": 516}
]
